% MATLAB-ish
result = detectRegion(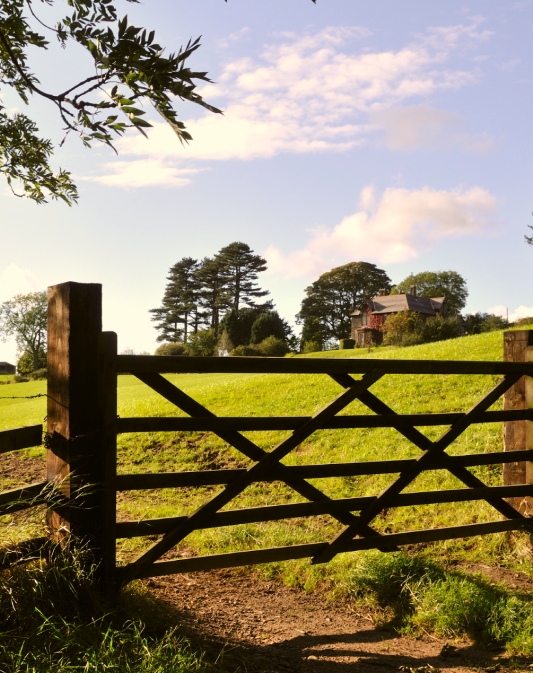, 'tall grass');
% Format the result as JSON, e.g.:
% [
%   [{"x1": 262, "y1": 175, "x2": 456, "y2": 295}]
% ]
[{"x1": 0, "y1": 539, "x2": 208, "y2": 672}]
